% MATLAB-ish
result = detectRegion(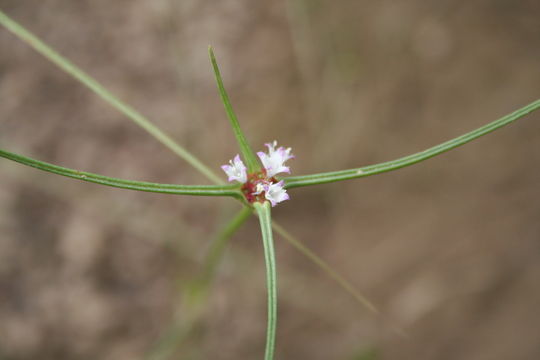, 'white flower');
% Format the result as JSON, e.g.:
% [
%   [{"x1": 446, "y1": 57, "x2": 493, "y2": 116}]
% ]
[
  {"x1": 257, "y1": 140, "x2": 294, "y2": 177},
  {"x1": 263, "y1": 181, "x2": 289, "y2": 207},
  {"x1": 221, "y1": 154, "x2": 247, "y2": 183}
]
